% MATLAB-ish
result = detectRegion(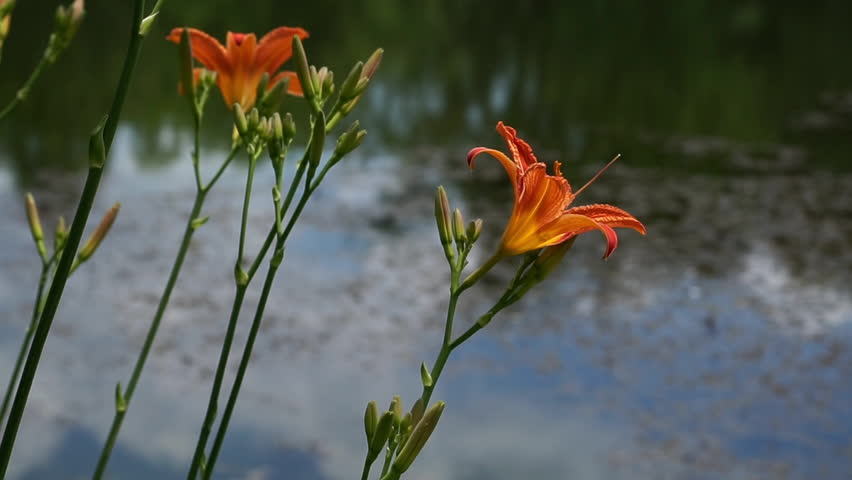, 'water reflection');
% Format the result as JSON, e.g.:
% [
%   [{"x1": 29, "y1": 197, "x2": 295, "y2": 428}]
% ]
[{"x1": 1, "y1": 1, "x2": 851, "y2": 479}]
